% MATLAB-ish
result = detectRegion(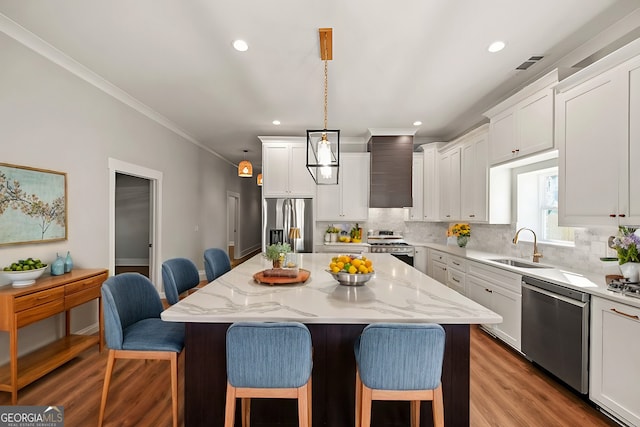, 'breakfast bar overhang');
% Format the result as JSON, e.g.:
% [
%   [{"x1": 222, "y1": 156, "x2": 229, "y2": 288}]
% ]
[{"x1": 161, "y1": 253, "x2": 501, "y2": 426}]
